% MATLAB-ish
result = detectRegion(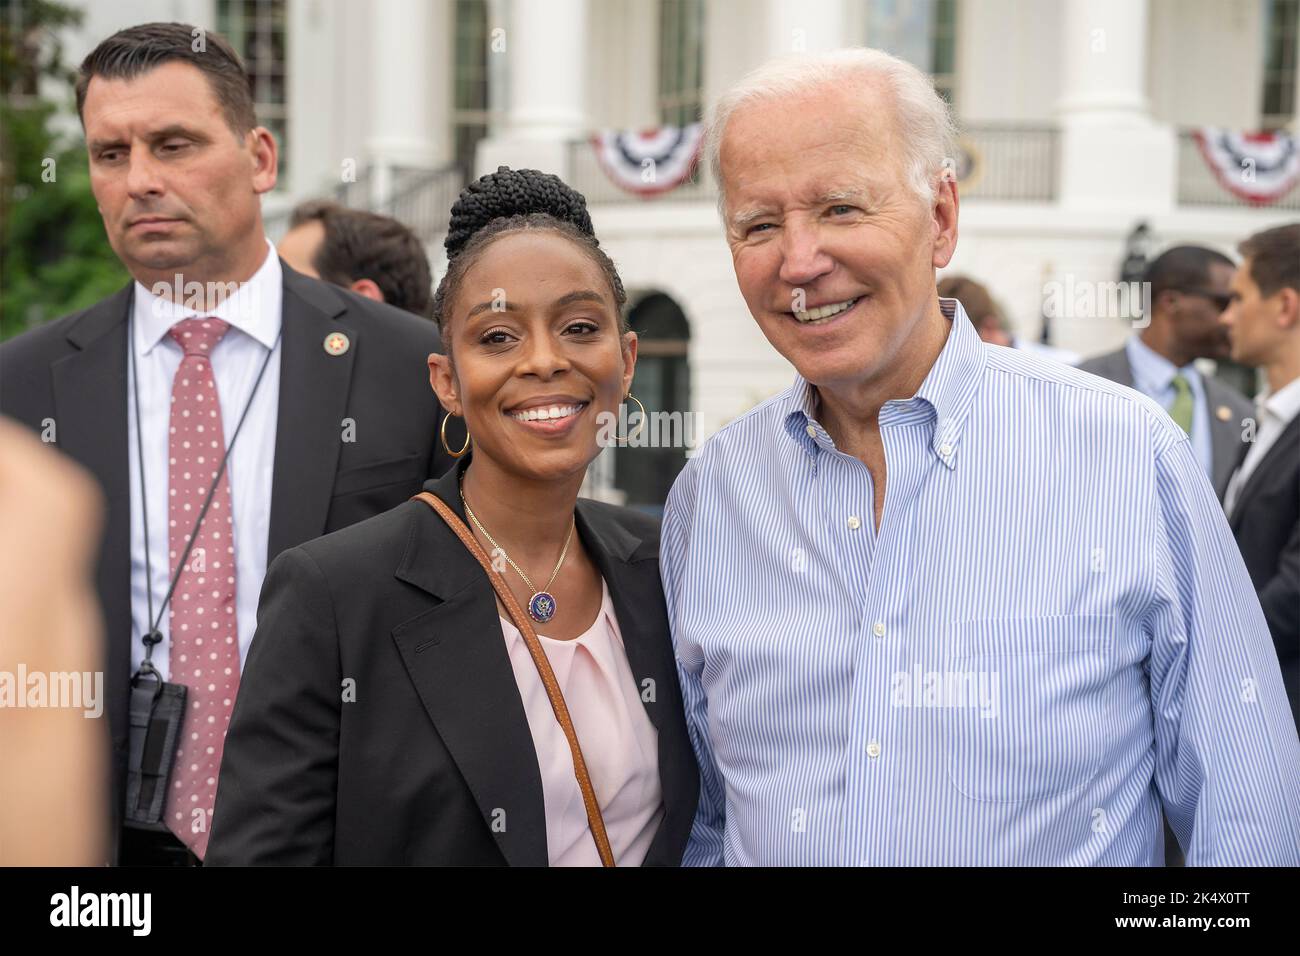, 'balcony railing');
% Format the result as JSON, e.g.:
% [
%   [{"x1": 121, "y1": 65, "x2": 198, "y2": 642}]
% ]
[
  {"x1": 568, "y1": 124, "x2": 1060, "y2": 204},
  {"x1": 1177, "y1": 130, "x2": 1300, "y2": 210},
  {"x1": 956, "y1": 125, "x2": 1058, "y2": 202},
  {"x1": 262, "y1": 164, "x2": 464, "y2": 246},
  {"x1": 567, "y1": 138, "x2": 718, "y2": 205},
  {"x1": 266, "y1": 123, "x2": 1064, "y2": 237},
  {"x1": 268, "y1": 124, "x2": 1300, "y2": 237},
  {"x1": 373, "y1": 165, "x2": 465, "y2": 244}
]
